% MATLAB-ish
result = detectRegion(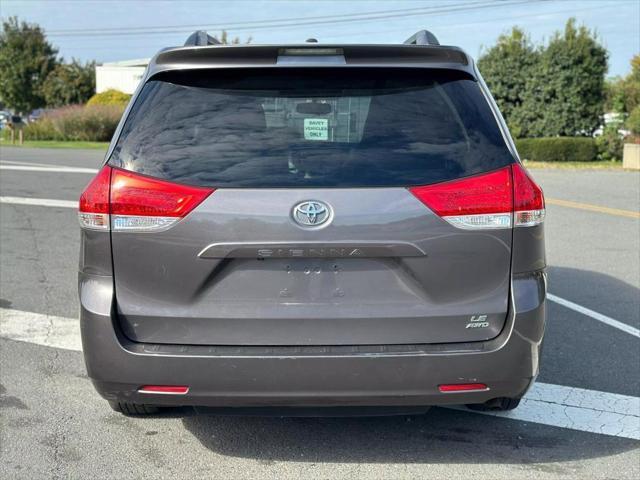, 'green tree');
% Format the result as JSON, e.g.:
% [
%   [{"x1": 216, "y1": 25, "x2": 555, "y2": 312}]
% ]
[
  {"x1": 604, "y1": 77, "x2": 627, "y2": 113},
  {"x1": 477, "y1": 27, "x2": 538, "y2": 137},
  {"x1": 626, "y1": 55, "x2": 640, "y2": 111},
  {"x1": 0, "y1": 17, "x2": 58, "y2": 113},
  {"x1": 595, "y1": 125, "x2": 624, "y2": 161},
  {"x1": 41, "y1": 59, "x2": 95, "y2": 107},
  {"x1": 605, "y1": 55, "x2": 640, "y2": 114},
  {"x1": 627, "y1": 106, "x2": 640, "y2": 135},
  {"x1": 519, "y1": 19, "x2": 608, "y2": 137}
]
